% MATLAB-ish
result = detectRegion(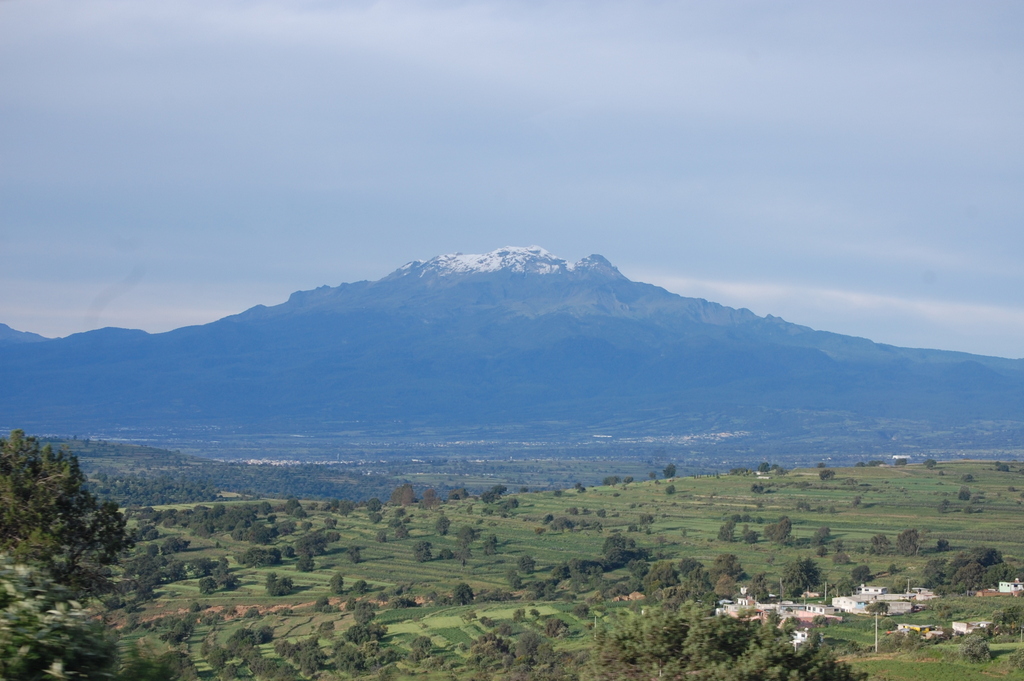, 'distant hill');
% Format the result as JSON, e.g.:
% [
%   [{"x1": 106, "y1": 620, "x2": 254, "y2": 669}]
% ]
[
  {"x1": 0, "y1": 323, "x2": 48, "y2": 346},
  {"x1": 2, "y1": 246, "x2": 1023, "y2": 449}
]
